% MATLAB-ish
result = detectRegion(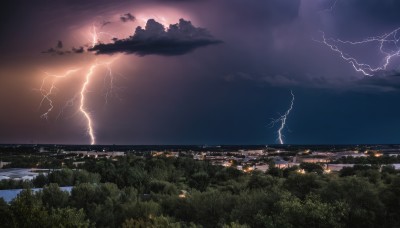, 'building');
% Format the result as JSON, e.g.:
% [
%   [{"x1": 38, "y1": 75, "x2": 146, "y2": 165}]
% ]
[
  {"x1": 297, "y1": 157, "x2": 331, "y2": 163},
  {"x1": 335, "y1": 151, "x2": 367, "y2": 159}
]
